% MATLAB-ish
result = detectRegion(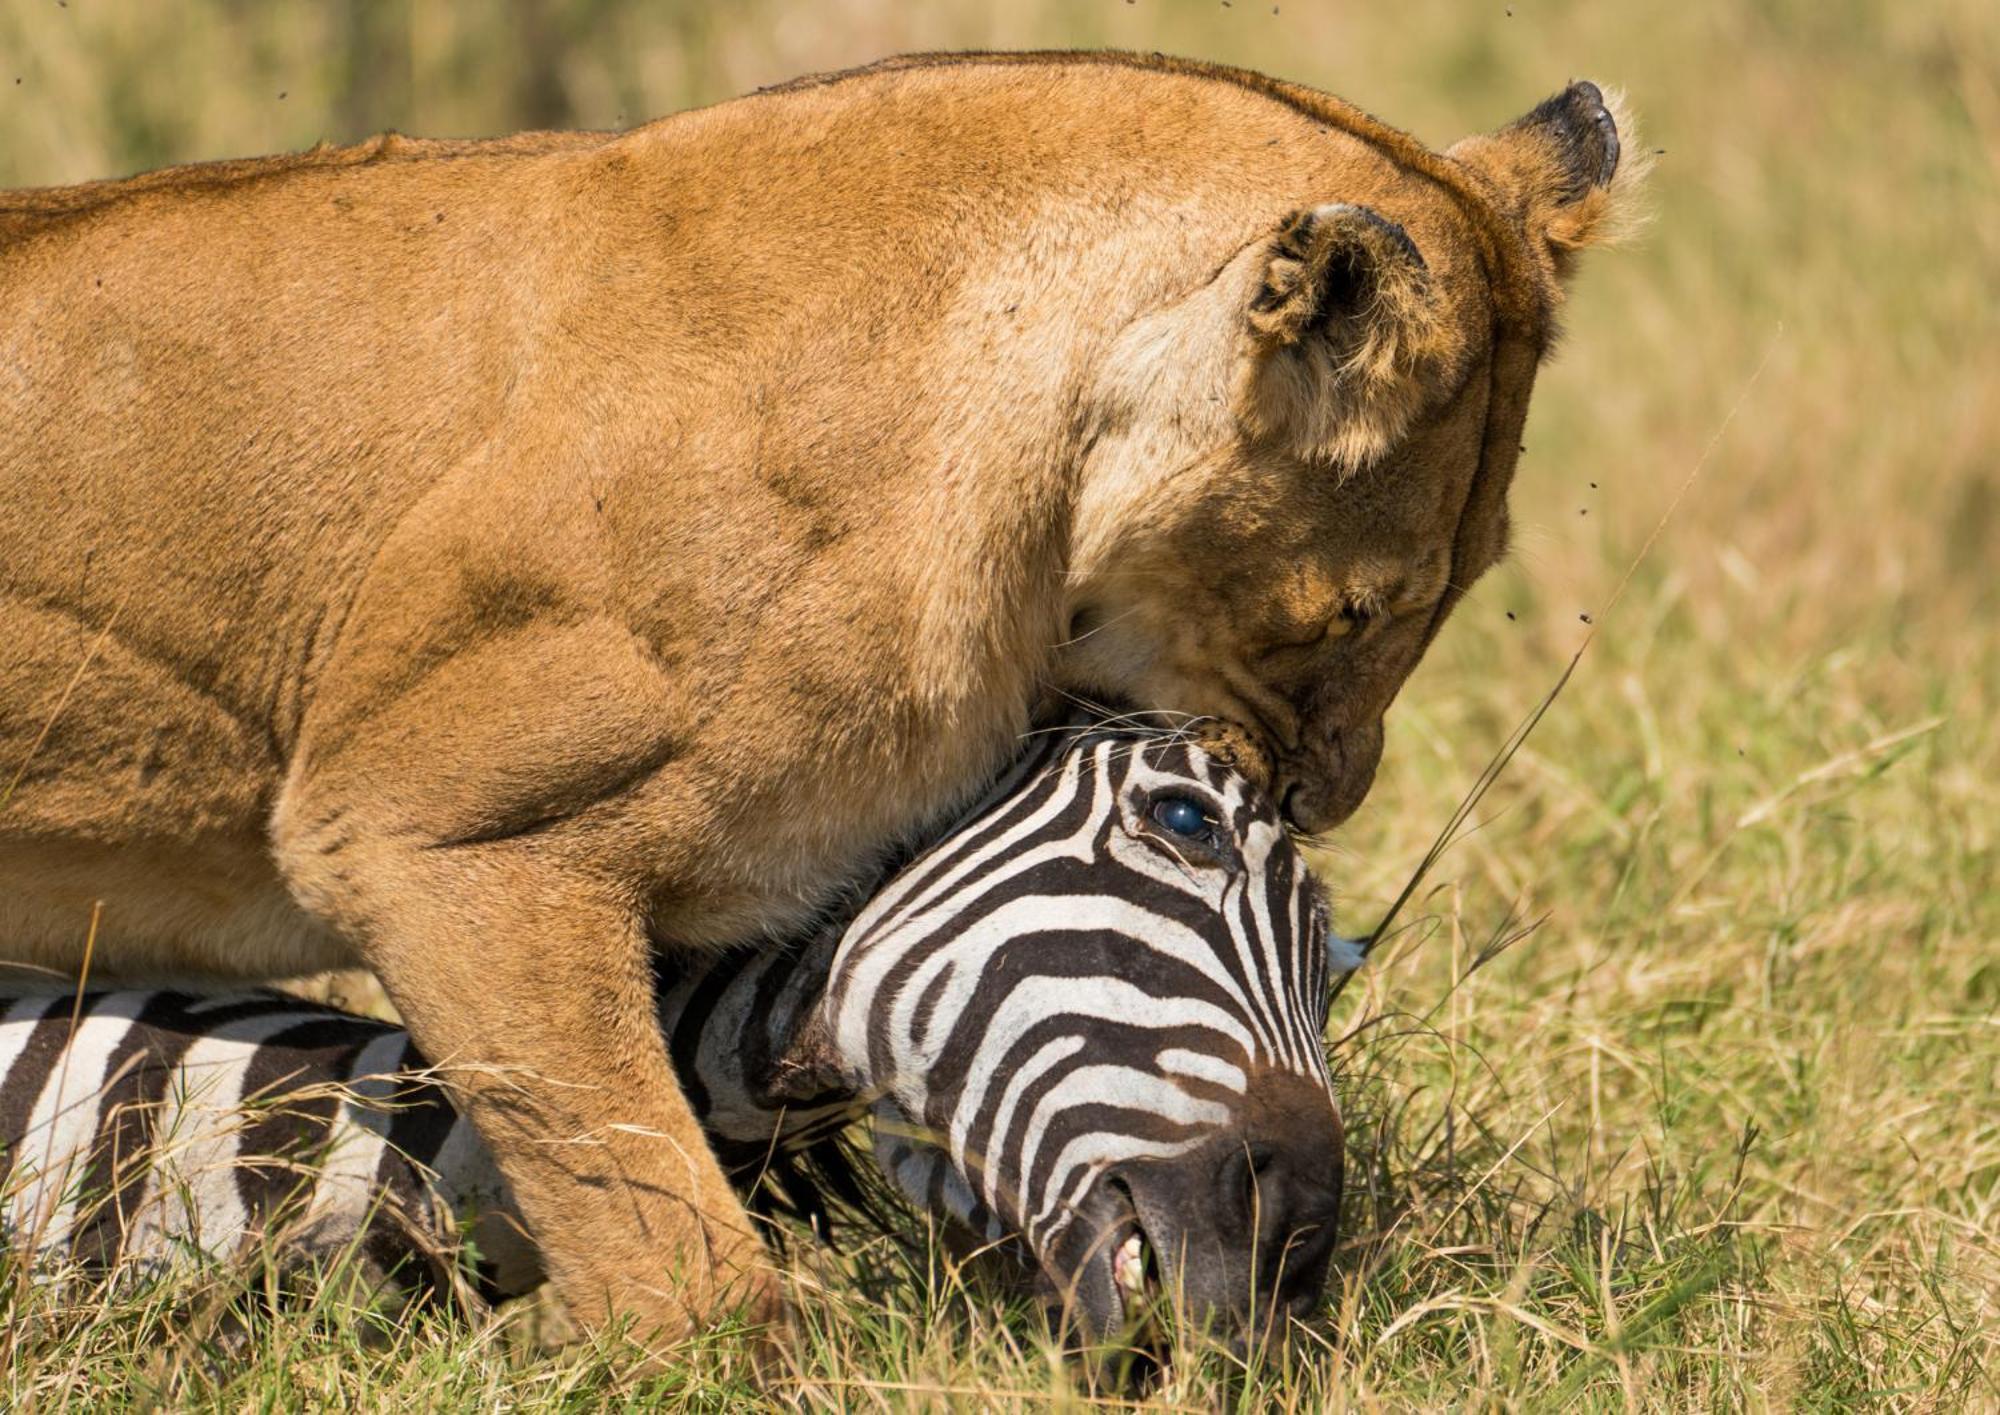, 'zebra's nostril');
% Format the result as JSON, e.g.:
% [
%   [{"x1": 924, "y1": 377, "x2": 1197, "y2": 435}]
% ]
[{"x1": 1218, "y1": 1142, "x2": 1282, "y2": 1229}]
